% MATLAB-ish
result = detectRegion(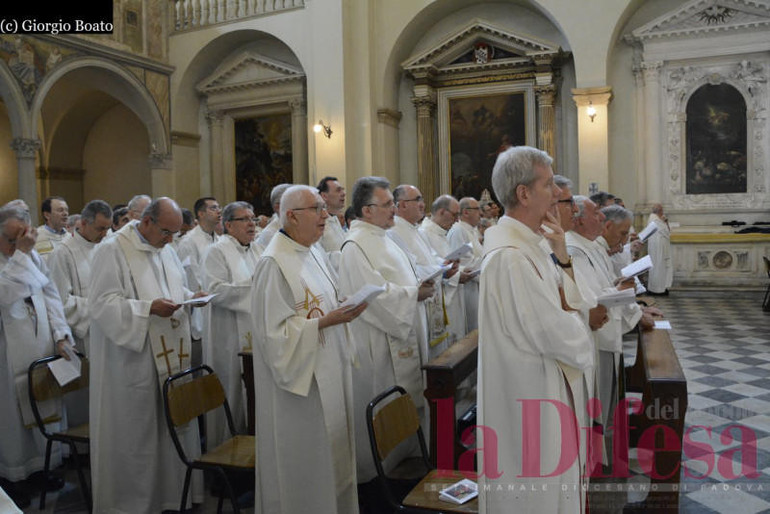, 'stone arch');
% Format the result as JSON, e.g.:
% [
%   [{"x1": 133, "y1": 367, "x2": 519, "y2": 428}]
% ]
[
  {"x1": 31, "y1": 57, "x2": 168, "y2": 155},
  {"x1": 0, "y1": 59, "x2": 30, "y2": 139}
]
